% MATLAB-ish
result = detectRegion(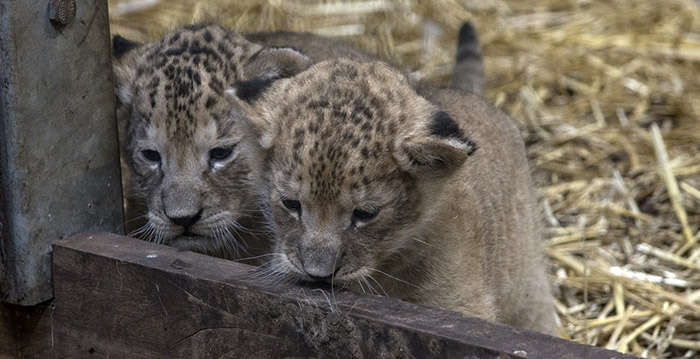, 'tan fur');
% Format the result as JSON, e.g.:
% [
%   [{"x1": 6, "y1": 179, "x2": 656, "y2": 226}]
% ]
[
  {"x1": 246, "y1": 31, "x2": 377, "y2": 63},
  {"x1": 113, "y1": 24, "x2": 312, "y2": 259},
  {"x1": 234, "y1": 59, "x2": 557, "y2": 334}
]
